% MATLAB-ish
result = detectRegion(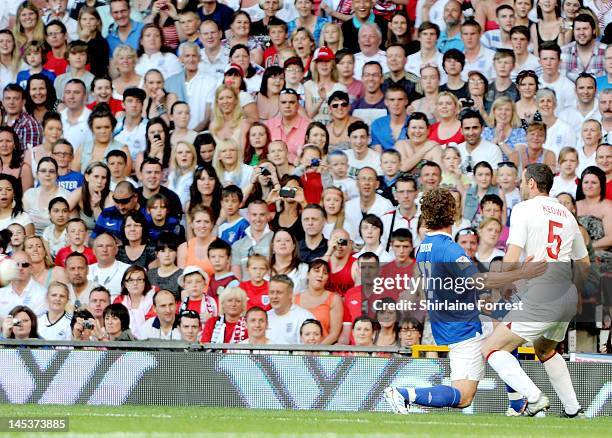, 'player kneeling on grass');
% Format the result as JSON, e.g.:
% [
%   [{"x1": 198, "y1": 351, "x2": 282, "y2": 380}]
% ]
[
  {"x1": 481, "y1": 164, "x2": 590, "y2": 418},
  {"x1": 385, "y1": 187, "x2": 546, "y2": 413}
]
